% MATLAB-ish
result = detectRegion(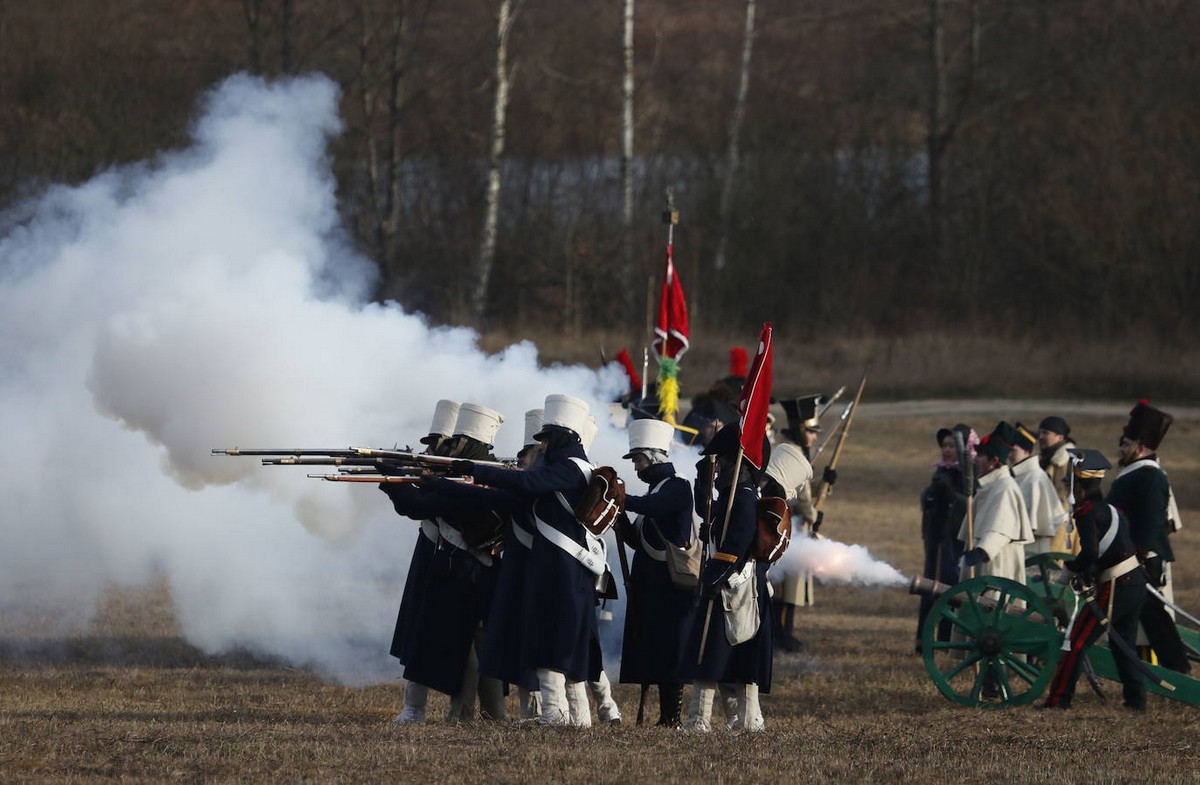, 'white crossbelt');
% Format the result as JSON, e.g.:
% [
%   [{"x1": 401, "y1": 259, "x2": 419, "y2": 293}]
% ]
[
  {"x1": 420, "y1": 520, "x2": 439, "y2": 543},
  {"x1": 1097, "y1": 505, "x2": 1120, "y2": 557},
  {"x1": 534, "y1": 509, "x2": 607, "y2": 576},
  {"x1": 634, "y1": 477, "x2": 672, "y2": 562},
  {"x1": 512, "y1": 517, "x2": 534, "y2": 549},
  {"x1": 437, "y1": 520, "x2": 493, "y2": 567}
]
